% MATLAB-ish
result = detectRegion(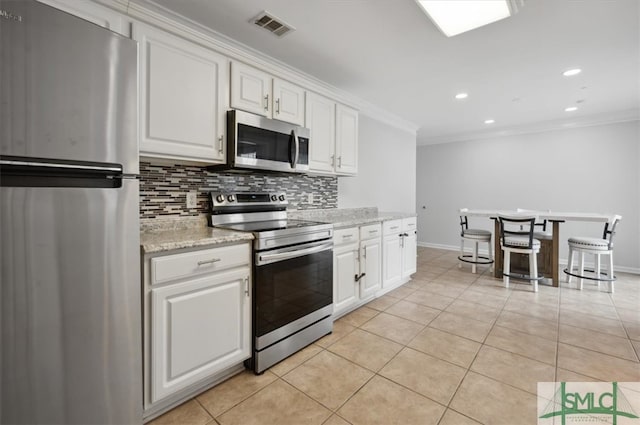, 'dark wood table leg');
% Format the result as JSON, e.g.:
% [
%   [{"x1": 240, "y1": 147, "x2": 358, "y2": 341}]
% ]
[
  {"x1": 493, "y1": 218, "x2": 502, "y2": 278},
  {"x1": 551, "y1": 221, "x2": 562, "y2": 287}
]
